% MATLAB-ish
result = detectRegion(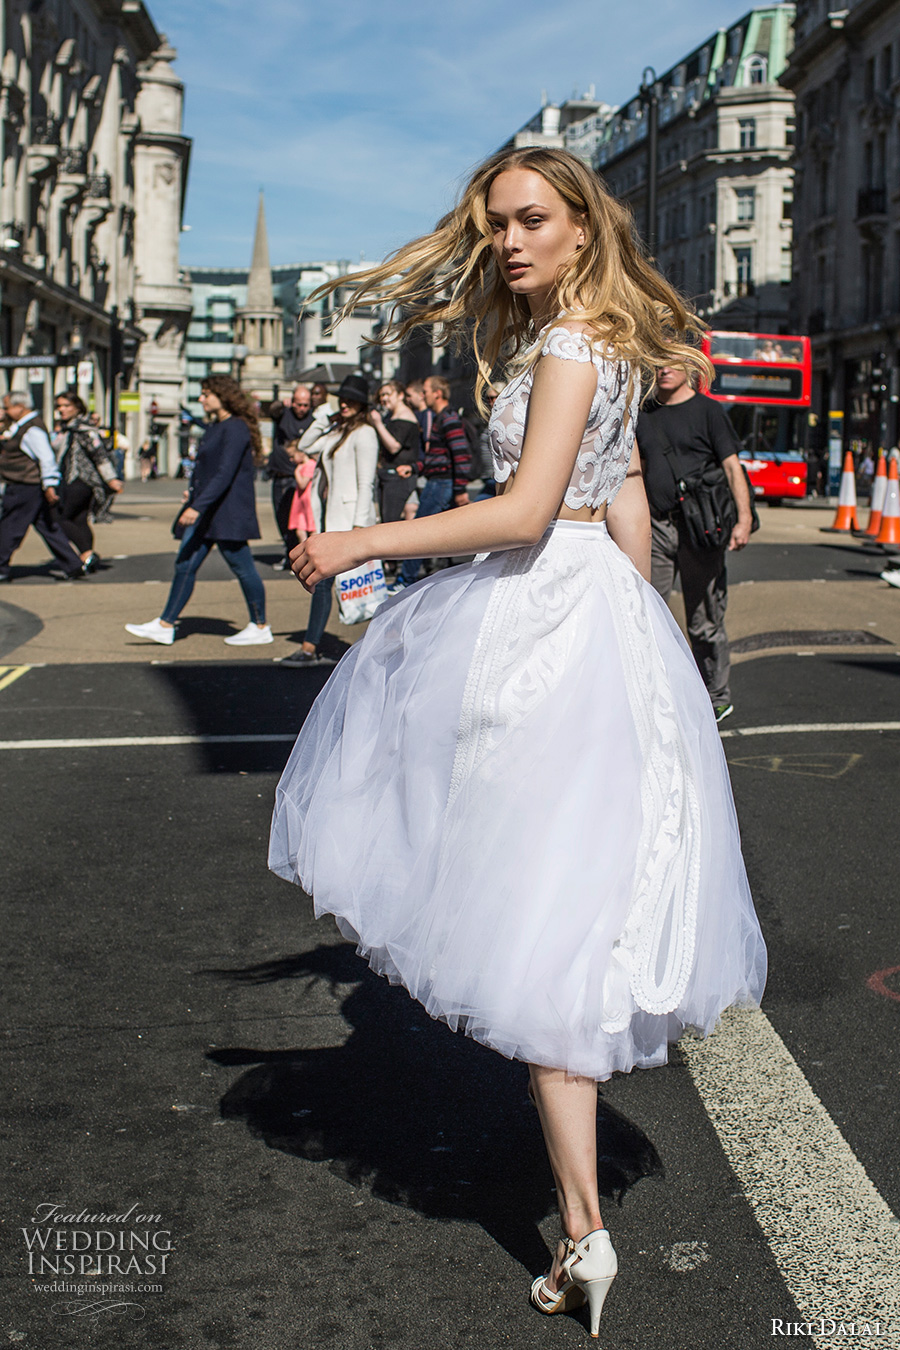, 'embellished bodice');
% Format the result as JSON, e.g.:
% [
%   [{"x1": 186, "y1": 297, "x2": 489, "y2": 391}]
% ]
[{"x1": 488, "y1": 326, "x2": 641, "y2": 511}]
